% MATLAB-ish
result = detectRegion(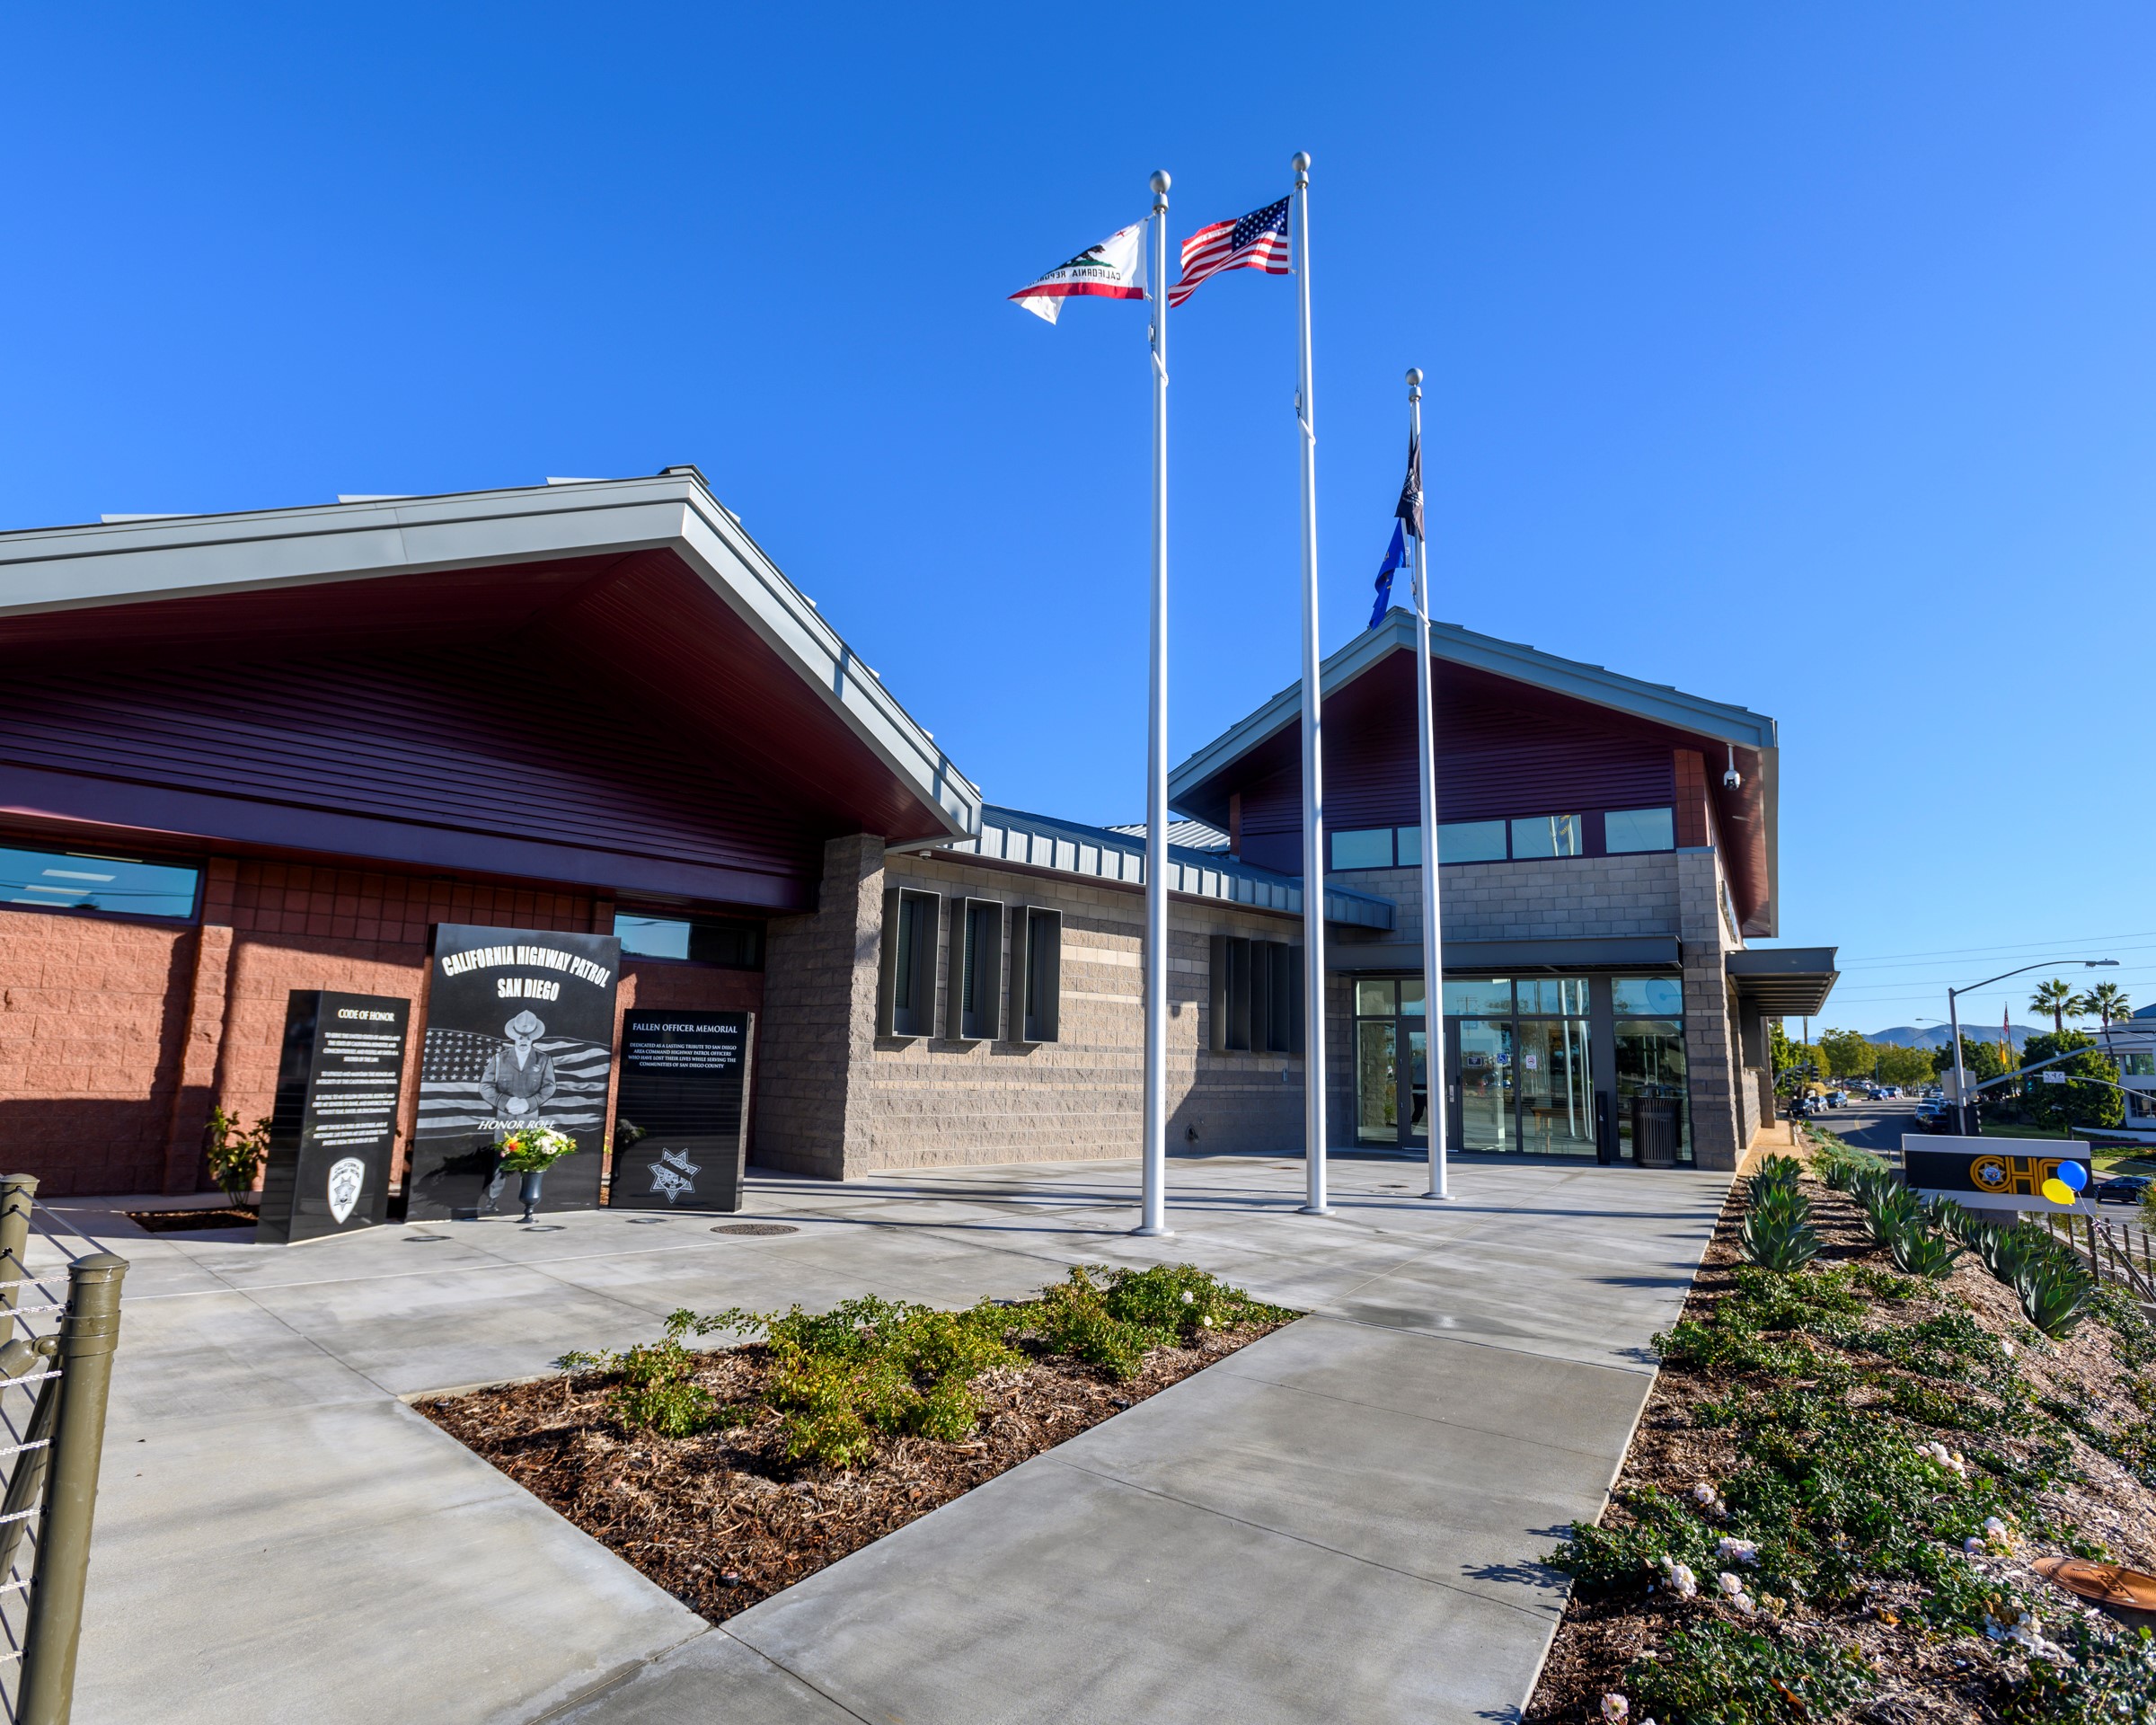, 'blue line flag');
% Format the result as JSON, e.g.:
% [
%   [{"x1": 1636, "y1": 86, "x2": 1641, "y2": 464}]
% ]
[{"x1": 1369, "y1": 520, "x2": 1407, "y2": 630}]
